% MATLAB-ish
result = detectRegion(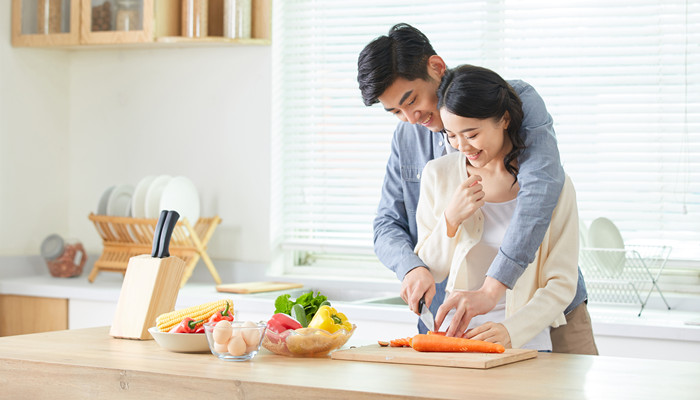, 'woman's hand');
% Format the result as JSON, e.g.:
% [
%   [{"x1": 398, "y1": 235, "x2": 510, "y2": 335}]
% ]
[
  {"x1": 444, "y1": 175, "x2": 484, "y2": 237},
  {"x1": 434, "y1": 277, "x2": 507, "y2": 336},
  {"x1": 464, "y1": 322, "x2": 512, "y2": 348}
]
